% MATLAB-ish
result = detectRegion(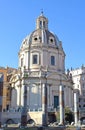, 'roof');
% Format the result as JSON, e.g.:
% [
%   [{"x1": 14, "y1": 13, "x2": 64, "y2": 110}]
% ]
[{"x1": 20, "y1": 14, "x2": 61, "y2": 50}]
